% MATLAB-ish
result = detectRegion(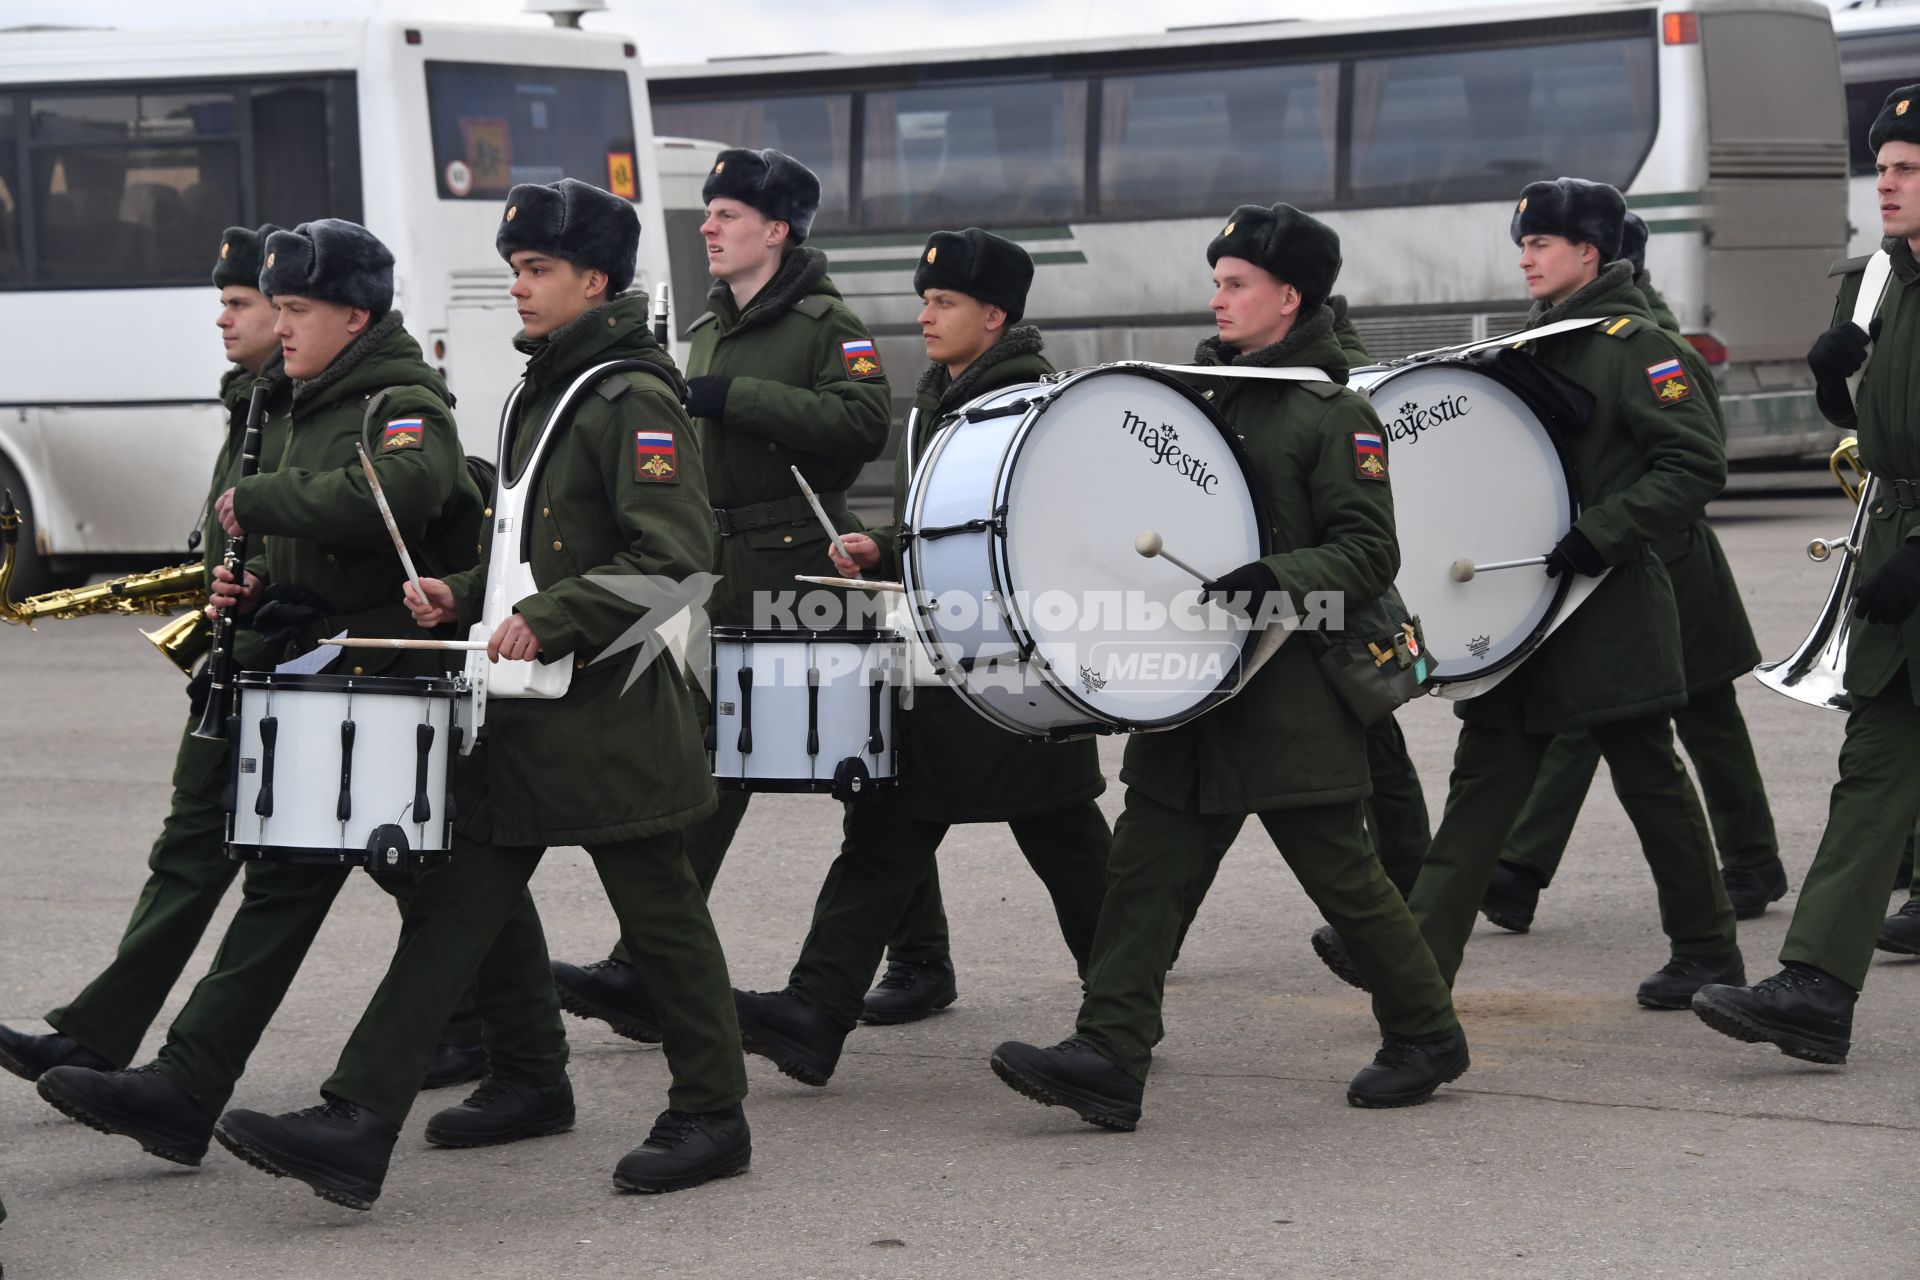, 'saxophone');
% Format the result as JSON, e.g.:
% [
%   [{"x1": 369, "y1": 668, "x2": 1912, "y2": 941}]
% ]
[{"x1": 0, "y1": 490, "x2": 212, "y2": 674}]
